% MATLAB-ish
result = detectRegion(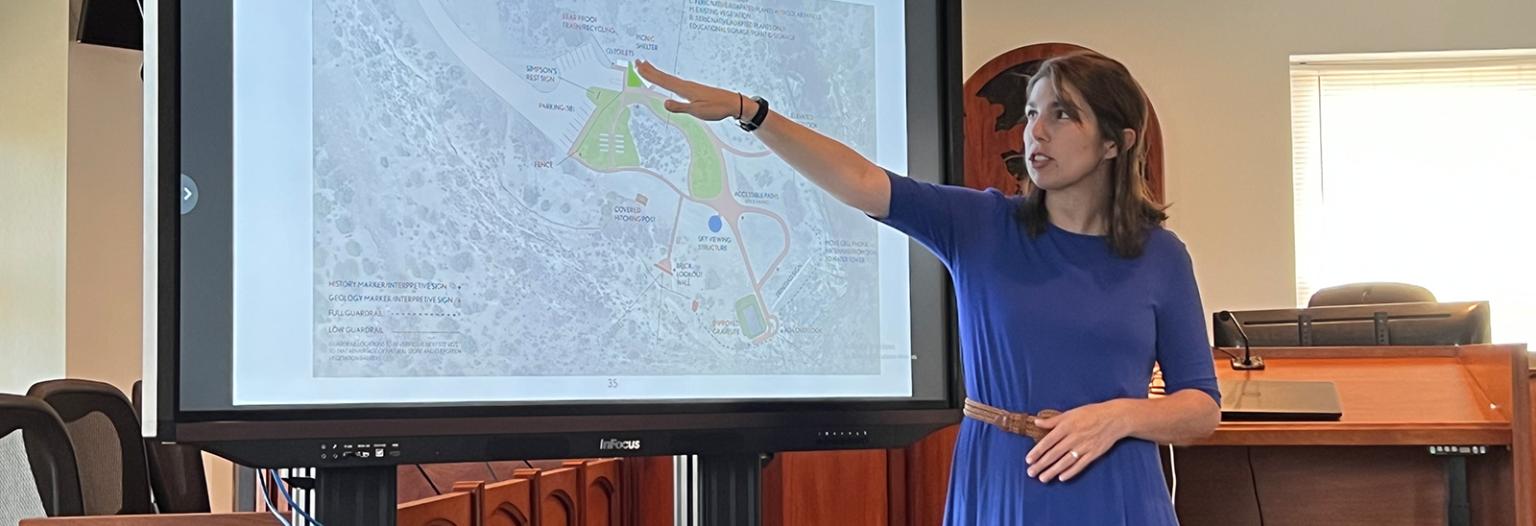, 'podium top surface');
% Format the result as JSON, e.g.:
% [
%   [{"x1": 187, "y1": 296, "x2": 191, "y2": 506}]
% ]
[{"x1": 1189, "y1": 344, "x2": 1529, "y2": 446}]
